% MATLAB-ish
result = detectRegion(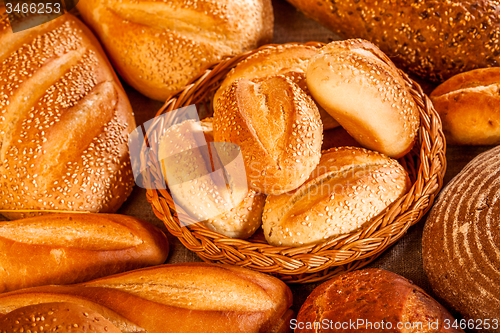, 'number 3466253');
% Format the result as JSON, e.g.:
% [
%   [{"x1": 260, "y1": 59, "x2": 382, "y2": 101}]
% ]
[{"x1": 6, "y1": 2, "x2": 62, "y2": 14}]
